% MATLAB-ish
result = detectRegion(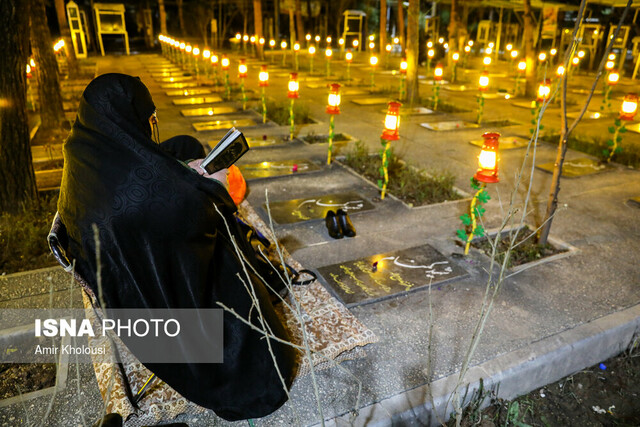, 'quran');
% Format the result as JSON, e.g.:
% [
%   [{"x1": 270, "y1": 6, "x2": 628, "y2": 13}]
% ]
[{"x1": 200, "y1": 127, "x2": 249, "y2": 174}]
